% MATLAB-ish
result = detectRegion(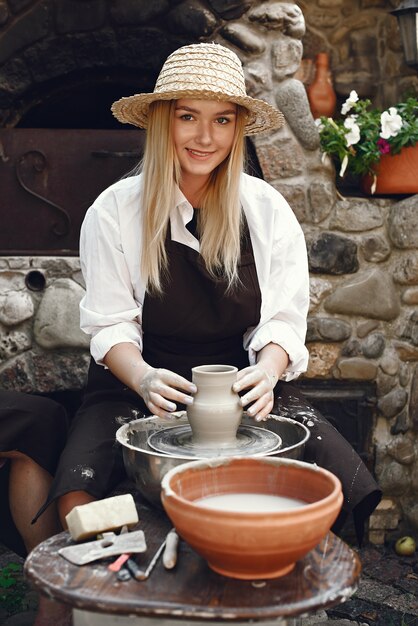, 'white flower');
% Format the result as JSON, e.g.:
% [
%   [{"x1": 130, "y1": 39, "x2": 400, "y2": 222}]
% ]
[
  {"x1": 380, "y1": 107, "x2": 403, "y2": 139},
  {"x1": 341, "y1": 90, "x2": 359, "y2": 115},
  {"x1": 314, "y1": 118, "x2": 324, "y2": 131},
  {"x1": 344, "y1": 116, "x2": 361, "y2": 146}
]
